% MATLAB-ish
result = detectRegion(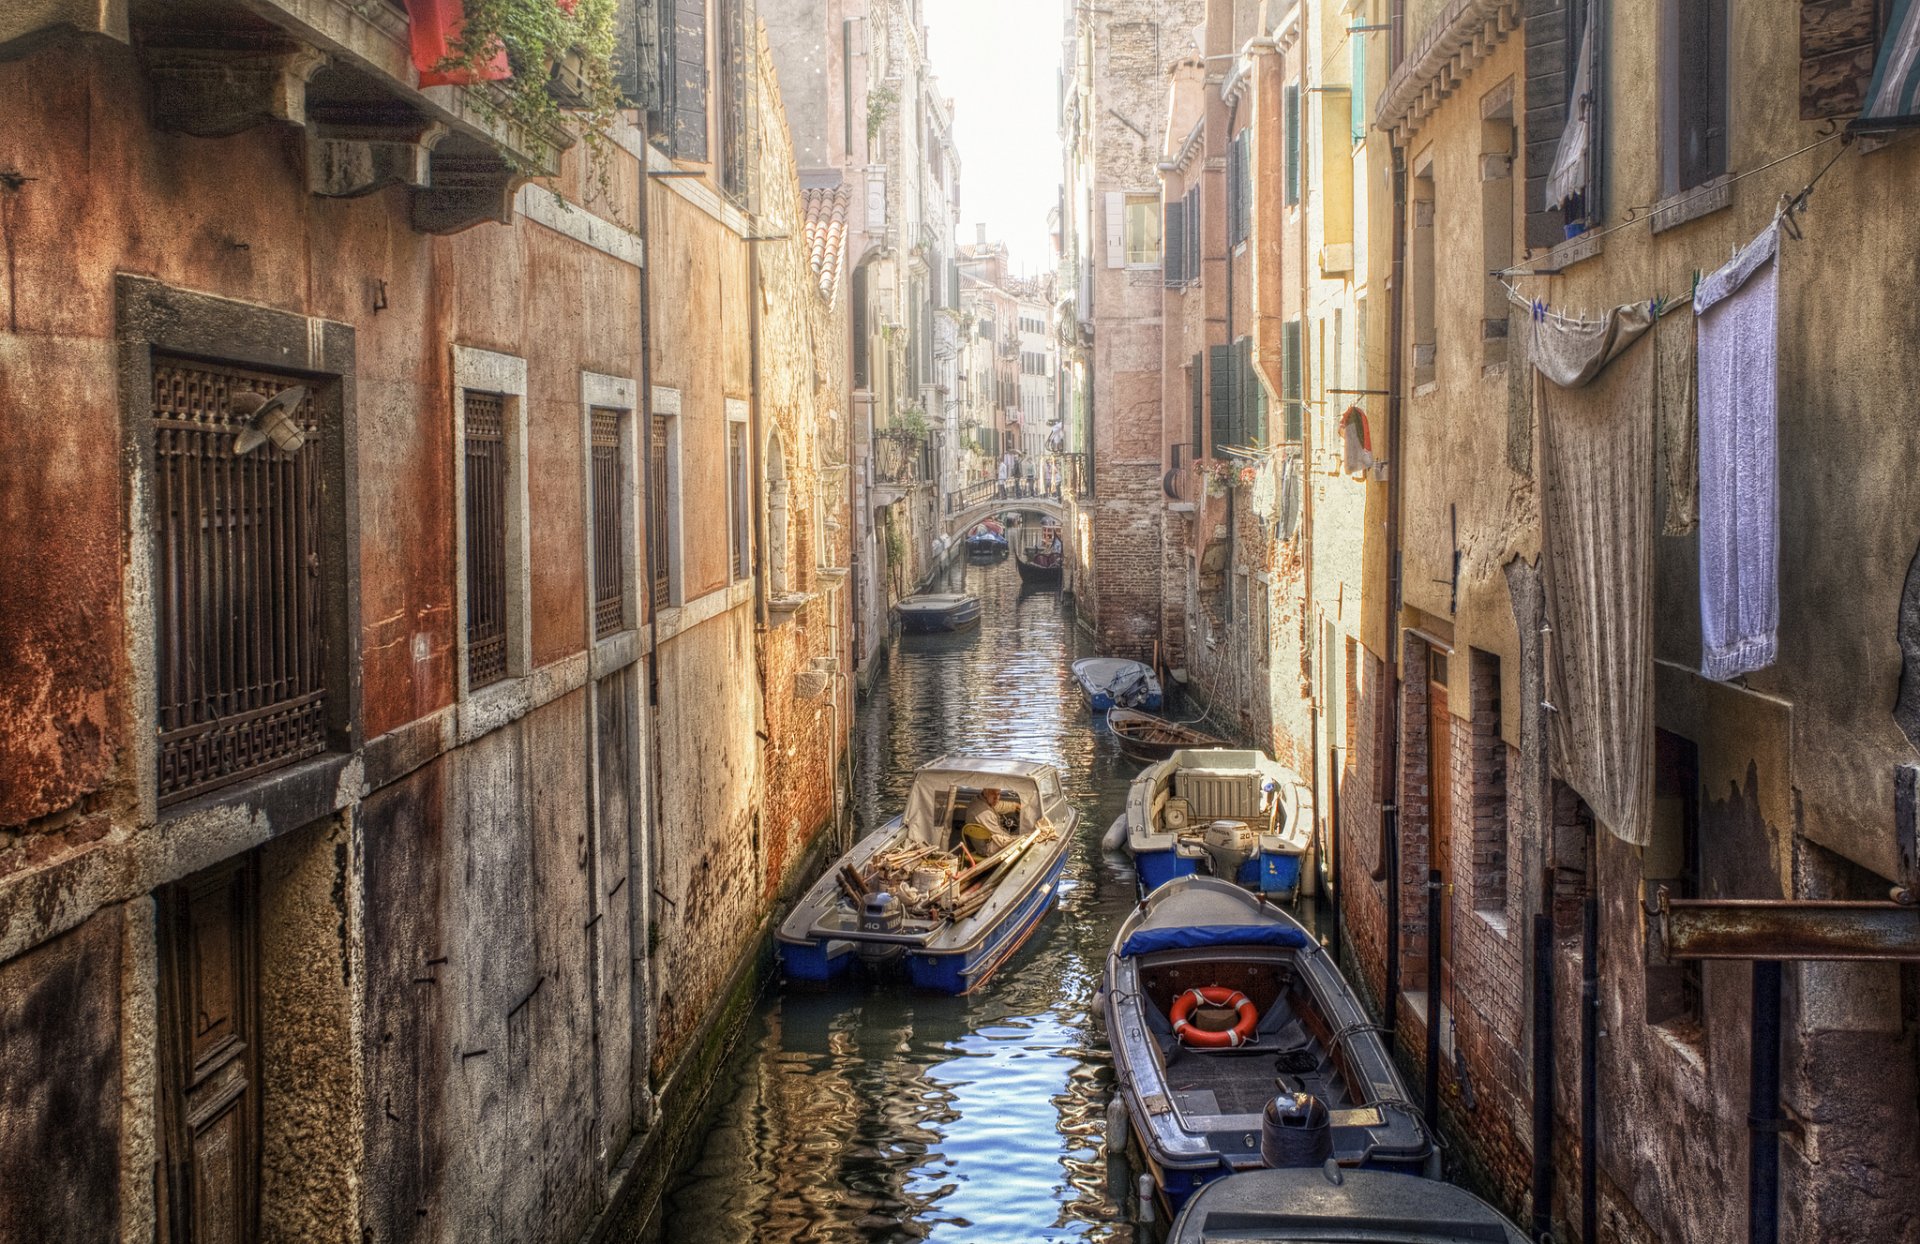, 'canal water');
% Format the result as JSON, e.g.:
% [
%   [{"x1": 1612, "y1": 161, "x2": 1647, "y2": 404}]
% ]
[{"x1": 637, "y1": 553, "x2": 1184, "y2": 1242}]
